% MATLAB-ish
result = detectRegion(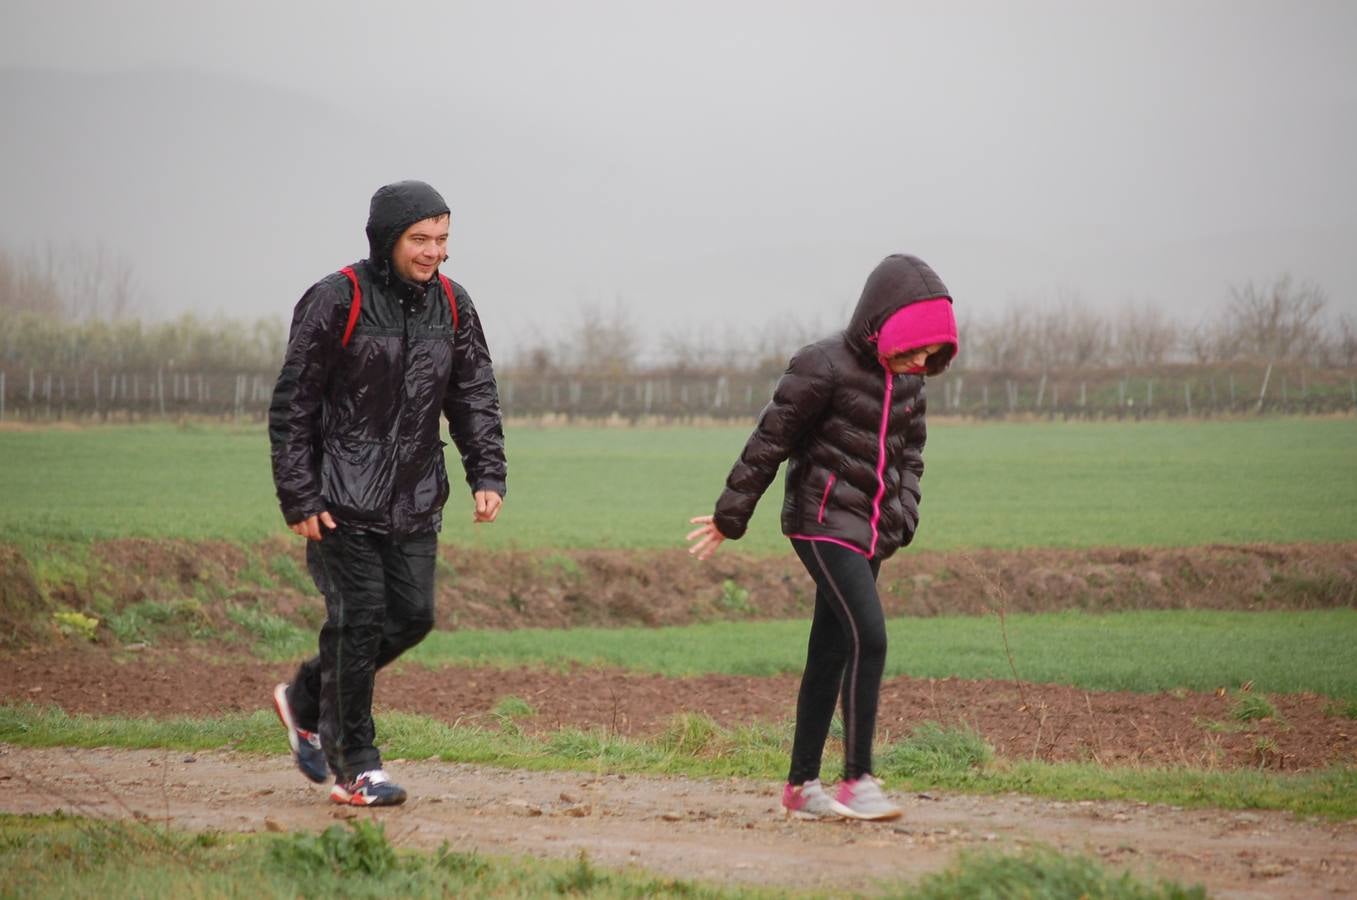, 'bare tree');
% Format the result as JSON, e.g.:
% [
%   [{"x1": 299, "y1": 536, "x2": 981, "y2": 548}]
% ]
[
  {"x1": 568, "y1": 299, "x2": 640, "y2": 375},
  {"x1": 1224, "y1": 274, "x2": 1327, "y2": 362},
  {"x1": 1334, "y1": 313, "x2": 1357, "y2": 369},
  {"x1": 1113, "y1": 303, "x2": 1176, "y2": 366},
  {"x1": 0, "y1": 246, "x2": 63, "y2": 316},
  {"x1": 971, "y1": 303, "x2": 1037, "y2": 371}
]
